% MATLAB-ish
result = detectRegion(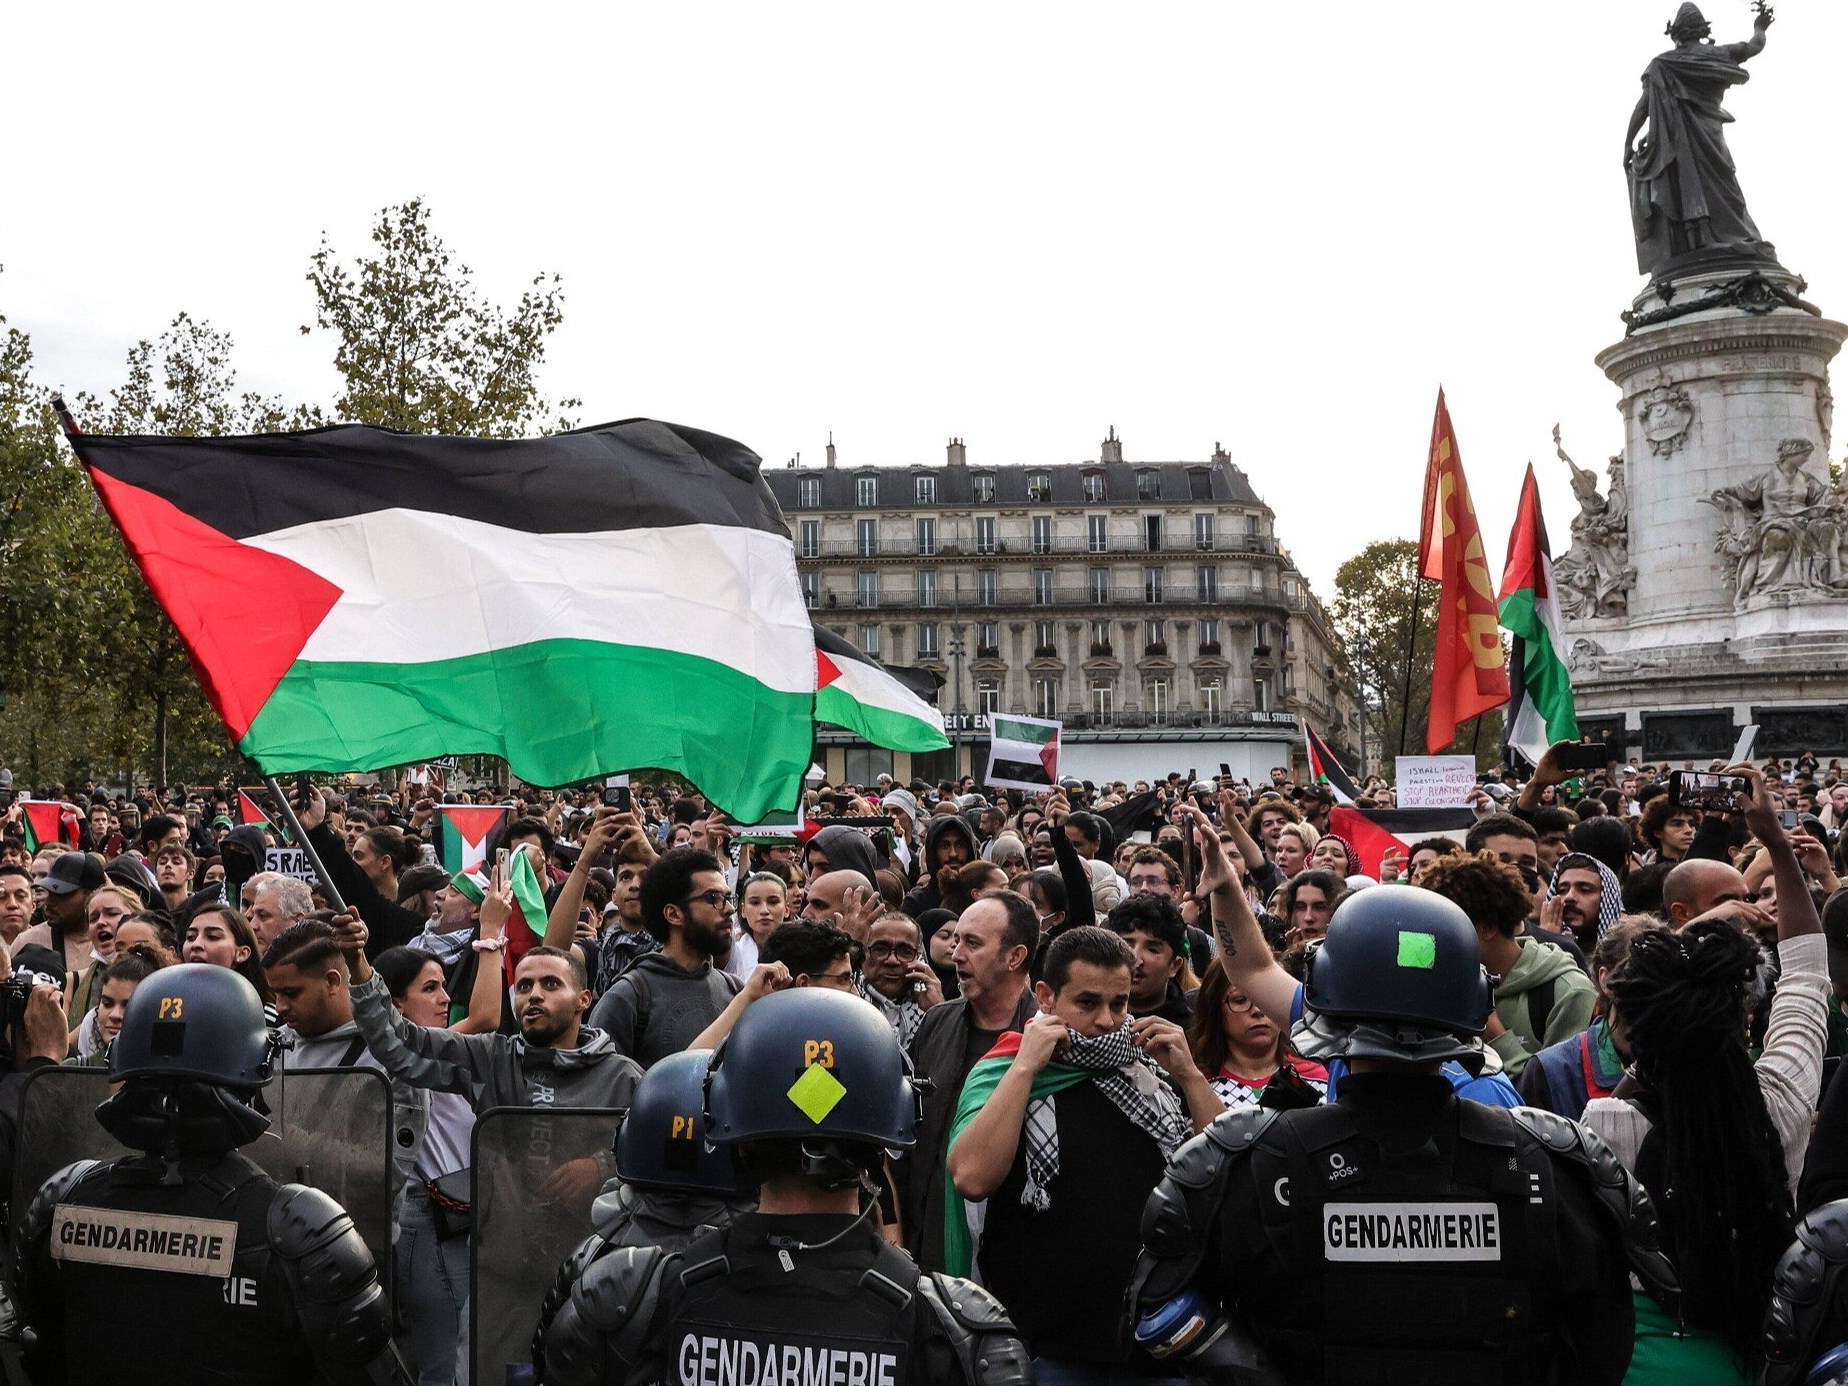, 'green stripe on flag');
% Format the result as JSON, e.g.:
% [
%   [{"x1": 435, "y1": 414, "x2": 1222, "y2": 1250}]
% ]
[
  {"x1": 510, "y1": 846, "x2": 548, "y2": 931},
  {"x1": 1497, "y1": 588, "x2": 1579, "y2": 744},
  {"x1": 816, "y1": 685, "x2": 949, "y2": 753},
  {"x1": 239, "y1": 638, "x2": 812, "y2": 823},
  {"x1": 991, "y1": 715, "x2": 1057, "y2": 746}
]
